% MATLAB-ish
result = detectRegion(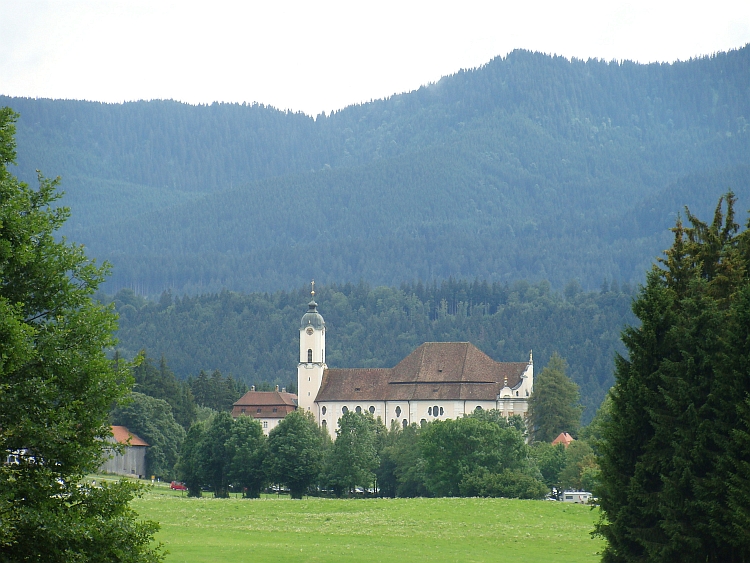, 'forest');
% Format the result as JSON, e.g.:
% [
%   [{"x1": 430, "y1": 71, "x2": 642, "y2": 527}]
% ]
[
  {"x1": 107, "y1": 278, "x2": 634, "y2": 422},
  {"x1": 2, "y1": 46, "x2": 749, "y2": 294}
]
